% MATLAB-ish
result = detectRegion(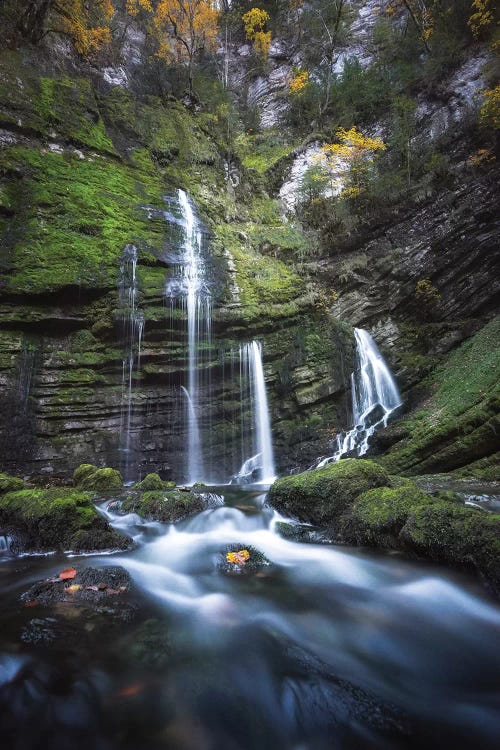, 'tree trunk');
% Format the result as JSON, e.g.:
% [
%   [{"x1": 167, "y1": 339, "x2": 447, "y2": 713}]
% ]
[{"x1": 17, "y1": 0, "x2": 53, "y2": 44}]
